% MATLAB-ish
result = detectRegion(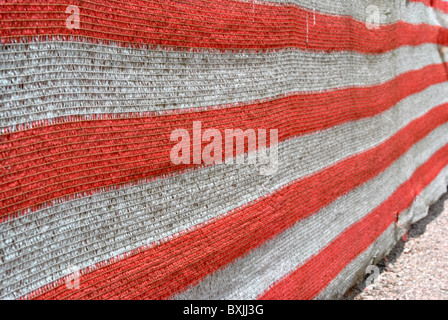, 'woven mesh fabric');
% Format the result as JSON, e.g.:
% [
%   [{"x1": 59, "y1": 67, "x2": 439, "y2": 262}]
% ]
[{"x1": 1, "y1": 0, "x2": 448, "y2": 300}]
